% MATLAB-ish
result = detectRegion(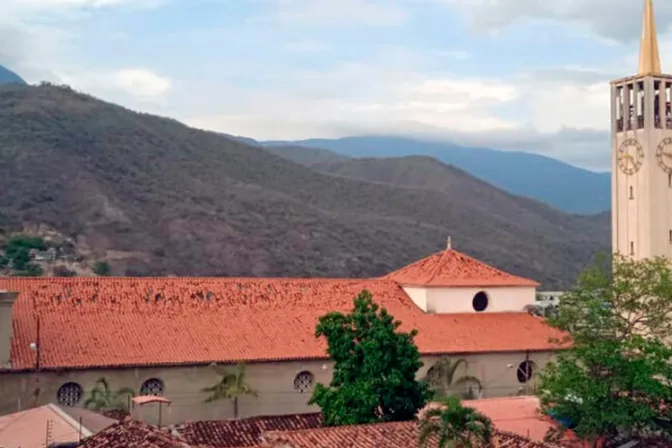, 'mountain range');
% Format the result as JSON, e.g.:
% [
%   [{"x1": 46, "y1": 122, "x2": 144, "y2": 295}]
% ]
[
  {"x1": 0, "y1": 65, "x2": 26, "y2": 86},
  {"x1": 262, "y1": 137, "x2": 611, "y2": 215},
  {"x1": 0, "y1": 83, "x2": 609, "y2": 288}
]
